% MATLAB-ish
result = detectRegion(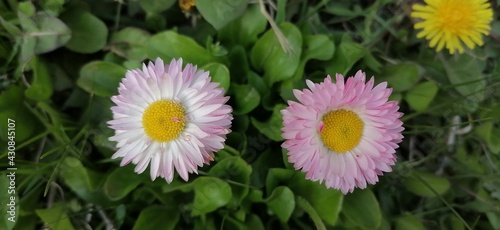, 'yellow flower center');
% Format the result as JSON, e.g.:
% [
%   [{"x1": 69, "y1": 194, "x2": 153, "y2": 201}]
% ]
[
  {"x1": 319, "y1": 110, "x2": 364, "y2": 153},
  {"x1": 142, "y1": 100, "x2": 186, "y2": 142},
  {"x1": 437, "y1": 1, "x2": 473, "y2": 33}
]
